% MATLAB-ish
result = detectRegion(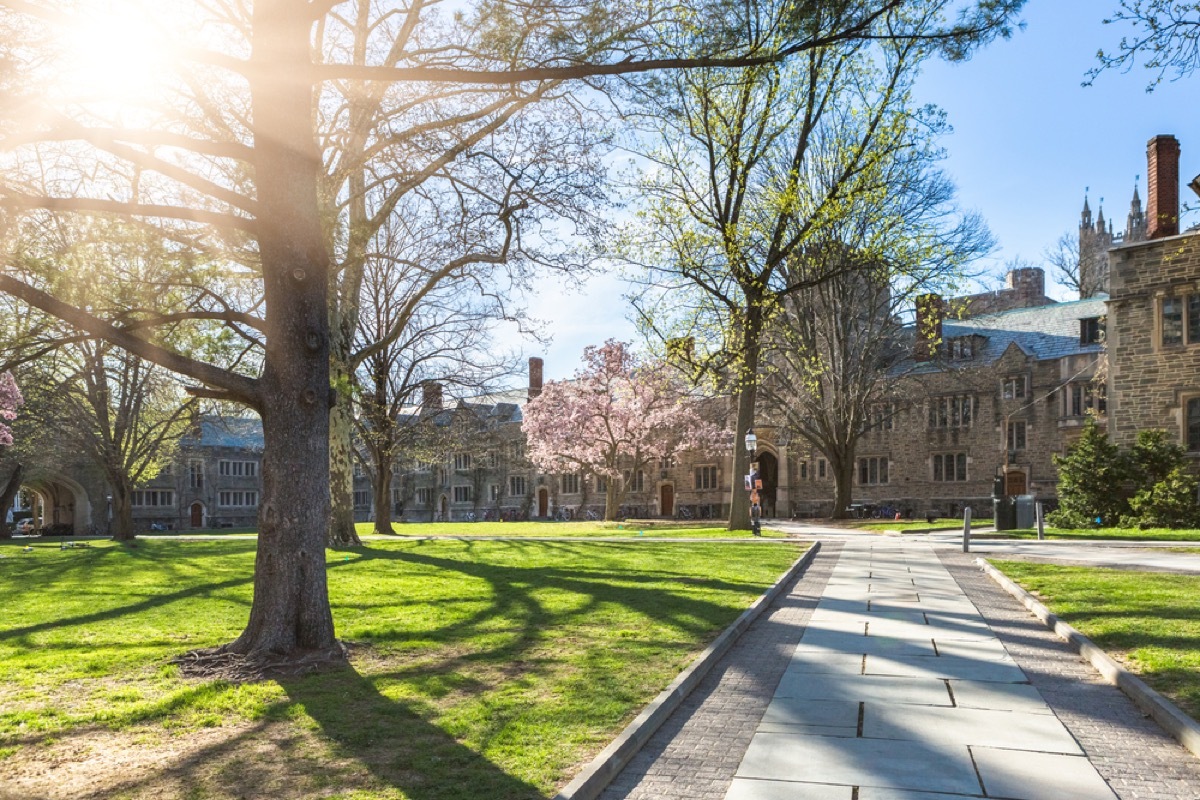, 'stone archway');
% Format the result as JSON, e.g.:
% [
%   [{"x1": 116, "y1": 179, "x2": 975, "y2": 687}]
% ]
[{"x1": 19, "y1": 473, "x2": 94, "y2": 534}]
